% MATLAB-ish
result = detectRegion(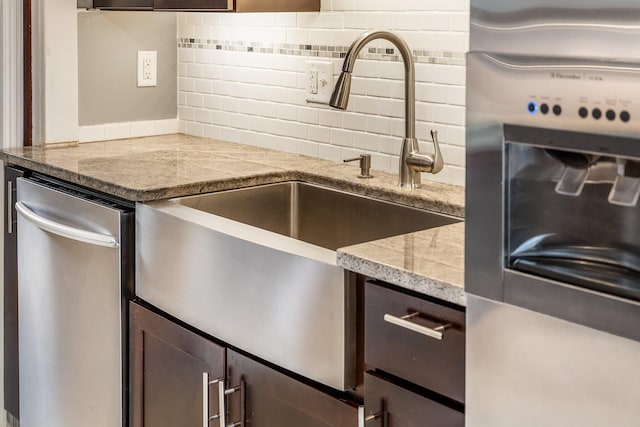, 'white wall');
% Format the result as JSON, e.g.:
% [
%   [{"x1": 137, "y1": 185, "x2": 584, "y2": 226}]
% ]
[
  {"x1": 177, "y1": 0, "x2": 469, "y2": 186},
  {"x1": 32, "y1": 0, "x2": 79, "y2": 145}
]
